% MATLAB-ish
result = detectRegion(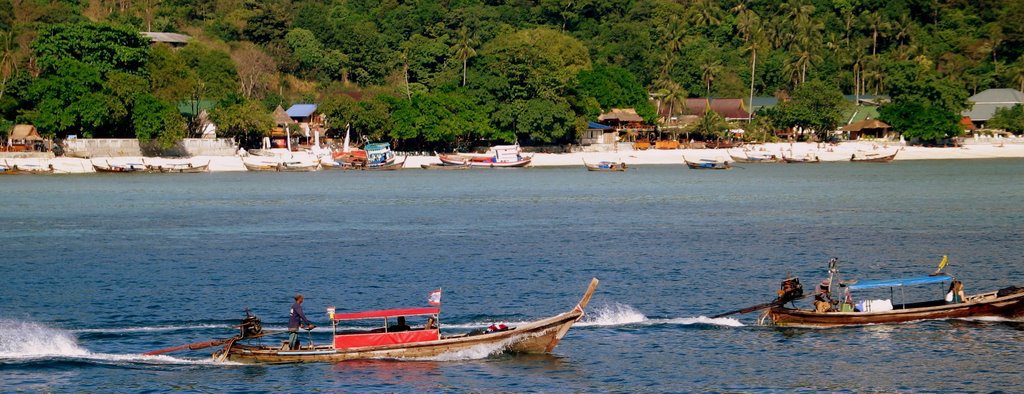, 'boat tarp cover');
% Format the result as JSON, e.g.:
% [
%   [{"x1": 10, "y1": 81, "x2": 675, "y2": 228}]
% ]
[
  {"x1": 333, "y1": 307, "x2": 440, "y2": 321},
  {"x1": 364, "y1": 142, "x2": 390, "y2": 152},
  {"x1": 844, "y1": 274, "x2": 953, "y2": 290}
]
